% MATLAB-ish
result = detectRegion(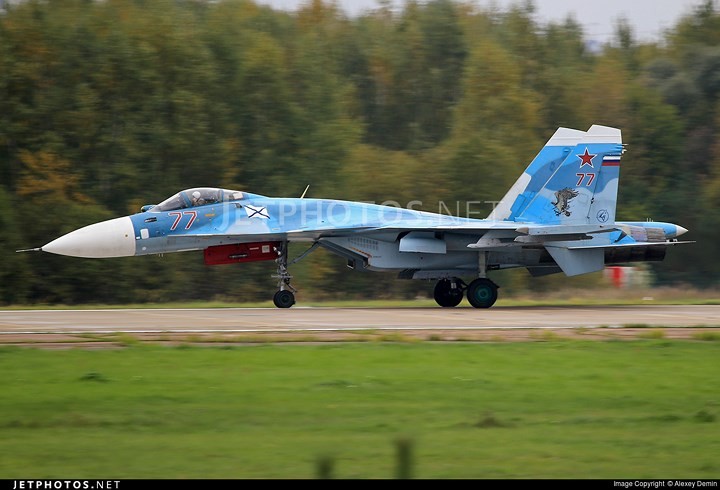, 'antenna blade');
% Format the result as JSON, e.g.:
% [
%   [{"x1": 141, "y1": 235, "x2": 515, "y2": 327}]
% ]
[{"x1": 300, "y1": 185, "x2": 310, "y2": 199}]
